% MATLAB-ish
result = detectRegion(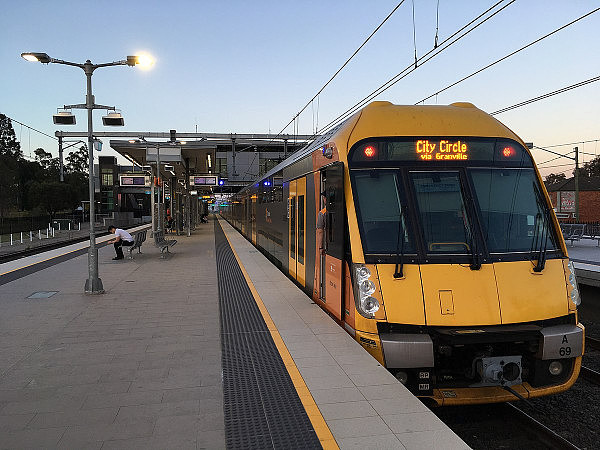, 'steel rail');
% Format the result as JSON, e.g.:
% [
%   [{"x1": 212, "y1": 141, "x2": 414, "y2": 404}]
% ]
[
  {"x1": 580, "y1": 366, "x2": 600, "y2": 385},
  {"x1": 586, "y1": 336, "x2": 600, "y2": 351},
  {"x1": 504, "y1": 403, "x2": 580, "y2": 450}
]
